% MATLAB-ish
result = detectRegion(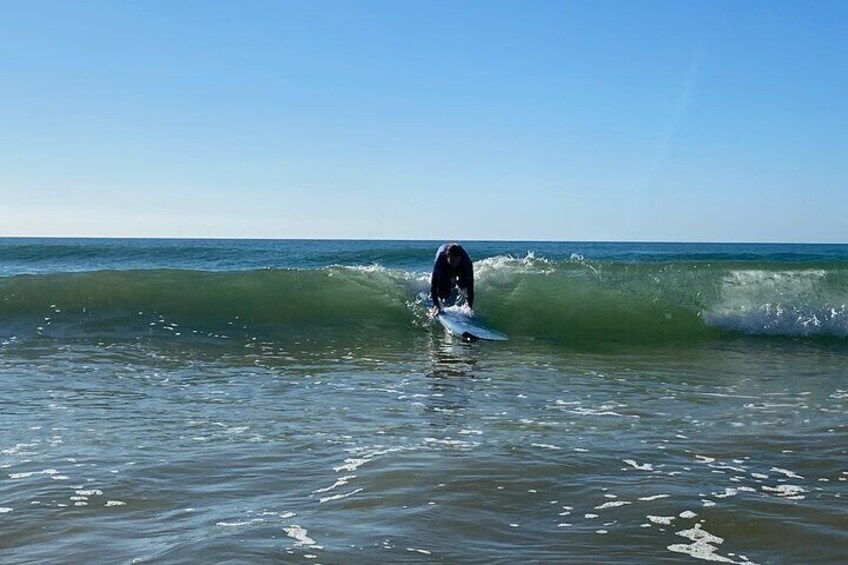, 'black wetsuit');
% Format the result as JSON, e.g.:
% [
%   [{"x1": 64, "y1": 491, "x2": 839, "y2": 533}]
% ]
[{"x1": 430, "y1": 243, "x2": 474, "y2": 309}]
